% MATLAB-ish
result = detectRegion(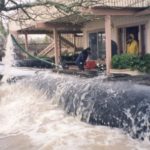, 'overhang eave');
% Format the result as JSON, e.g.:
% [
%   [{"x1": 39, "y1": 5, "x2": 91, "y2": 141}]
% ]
[
  {"x1": 82, "y1": 6, "x2": 148, "y2": 16},
  {"x1": 16, "y1": 22, "x2": 83, "y2": 35},
  {"x1": 136, "y1": 7, "x2": 150, "y2": 16}
]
